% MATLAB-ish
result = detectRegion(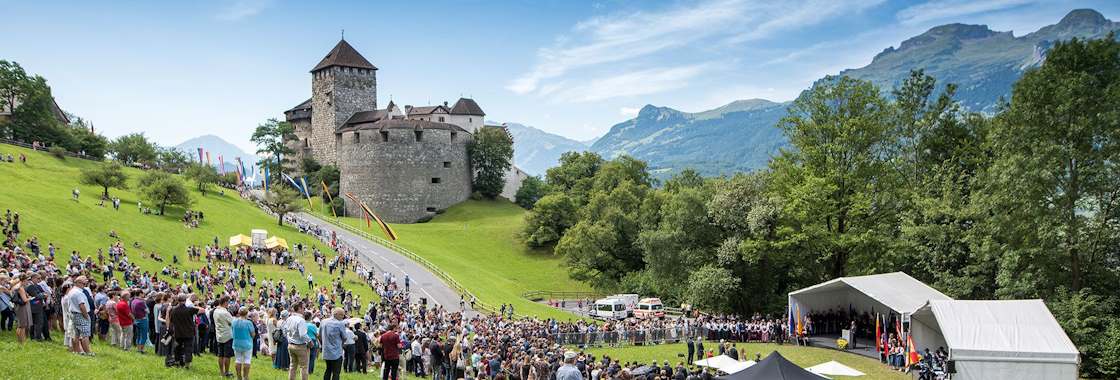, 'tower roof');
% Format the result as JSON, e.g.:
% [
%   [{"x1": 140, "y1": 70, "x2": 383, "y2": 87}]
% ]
[
  {"x1": 449, "y1": 98, "x2": 485, "y2": 116},
  {"x1": 311, "y1": 39, "x2": 377, "y2": 73}
]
